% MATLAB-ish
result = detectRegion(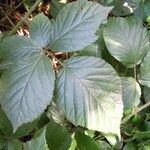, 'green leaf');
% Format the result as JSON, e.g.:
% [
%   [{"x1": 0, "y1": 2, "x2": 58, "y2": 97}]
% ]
[
  {"x1": 75, "y1": 131, "x2": 99, "y2": 150},
  {"x1": 48, "y1": 0, "x2": 112, "y2": 51},
  {"x1": 139, "y1": 52, "x2": 150, "y2": 87},
  {"x1": 95, "y1": 140, "x2": 113, "y2": 150},
  {"x1": 0, "y1": 35, "x2": 41, "y2": 61},
  {"x1": 143, "y1": 0, "x2": 150, "y2": 19},
  {"x1": 78, "y1": 44, "x2": 101, "y2": 57},
  {"x1": 138, "y1": 121, "x2": 150, "y2": 132},
  {"x1": 123, "y1": 142, "x2": 138, "y2": 150},
  {"x1": 0, "y1": 136, "x2": 7, "y2": 149},
  {"x1": 24, "y1": 127, "x2": 48, "y2": 150},
  {"x1": 13, "y1": 119, "x2": 37, "y2": 138},
  {"x1": 0, "y1": 108, "x2": 13, "y2": 136},
  {"x1": 0, "y1": 54, "x2": 55, "y2": 131},
  {"x1": 103, "y1": 17, "x2": 149, "y2": 68},
  {"x1": 122, "y1": 77, "x2": 141, "y2": 111},
  {"x1": 29, "y1": 13, "x2": 52, "y2": 47},
  {"x1": 138, "y1": 145, "x2": 150, "y2": 150},
  {"x1": 7, "y1": 139, "x2": 23, "y2": 150},
  {"x1": 69, "y1": 134, "x2": 77, "y2": 150},
  {"x1": 56, "y1": 56, "x2": 123, "y2": 135},
  {"x1": 50, "y1": 0, "x2": 66, "y2": 18},
  {"x1": 46, "y1": 122, "x2": 71, "y2": 150},
  {"x1": 47, "y1": 102, "x2": 66, "y2": 125}
]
